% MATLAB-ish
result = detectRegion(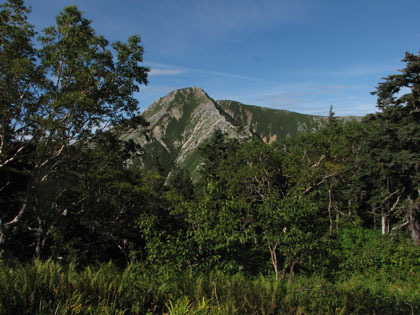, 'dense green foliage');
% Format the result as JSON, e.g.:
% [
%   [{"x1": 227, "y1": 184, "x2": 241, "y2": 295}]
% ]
[{"x1": 1, "y1": 0, "x2": 420, "y2": 313}]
